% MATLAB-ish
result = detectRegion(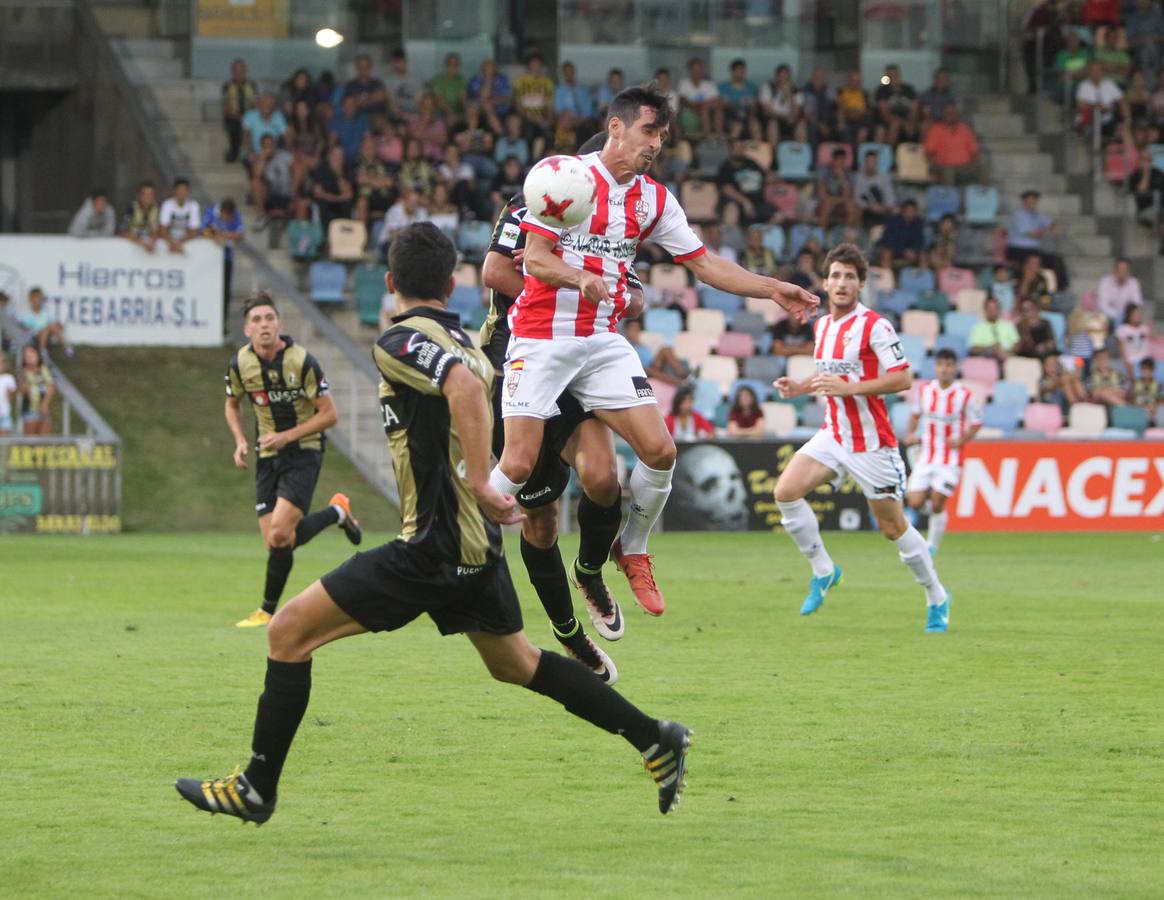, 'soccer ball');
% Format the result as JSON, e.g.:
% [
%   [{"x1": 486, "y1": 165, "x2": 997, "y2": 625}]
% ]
[{"x1": 523, "y1": 155, "x2": 597, "y2": 228}]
